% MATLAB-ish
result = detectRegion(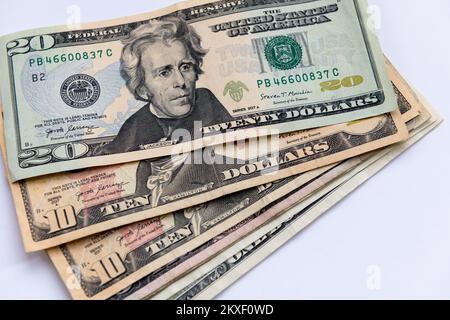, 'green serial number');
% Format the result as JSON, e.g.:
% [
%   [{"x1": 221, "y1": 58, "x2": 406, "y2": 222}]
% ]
[
  {"x1": 257, "y1": 68, "x2": 340, "y2": 88},
  {"x1": 29, "y1": 49, "x2": 113, "y2": 67}
]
